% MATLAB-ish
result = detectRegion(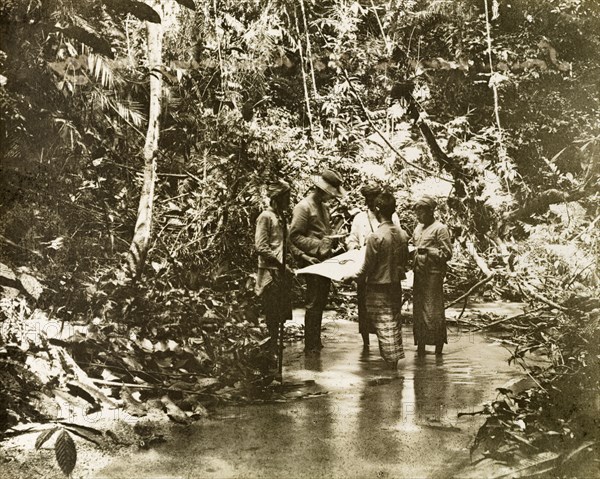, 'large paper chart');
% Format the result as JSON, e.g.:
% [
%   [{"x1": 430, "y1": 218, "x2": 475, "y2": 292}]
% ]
[
  {"x1": 295, "y1": 249, "x2": 365, "y2": 282},
  {"x1": 295, "y1": 248, "x2": 414, "y2": 287}
]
